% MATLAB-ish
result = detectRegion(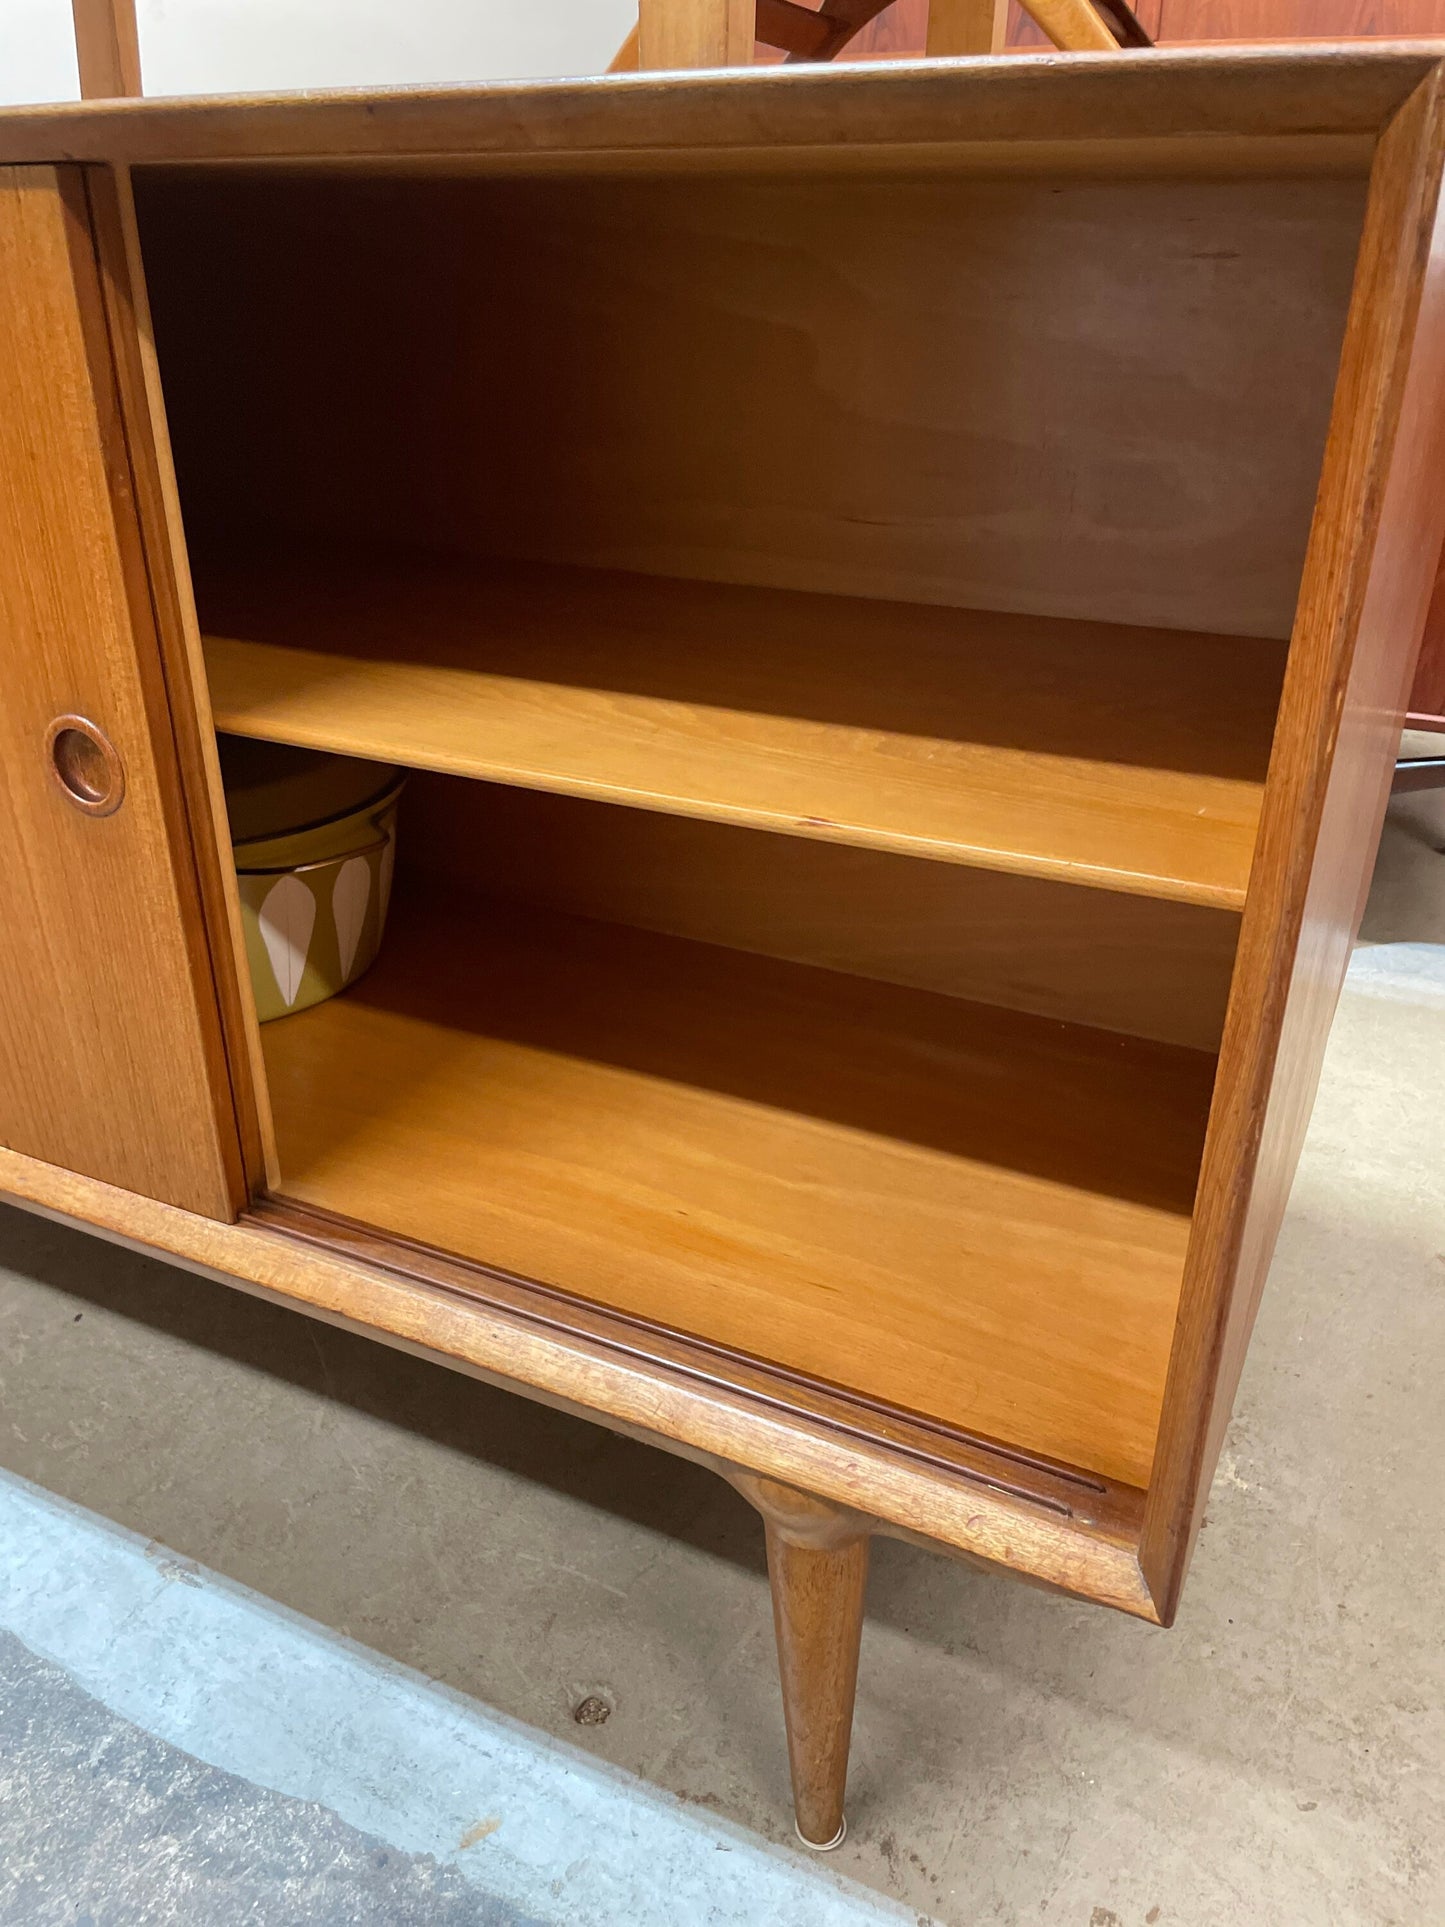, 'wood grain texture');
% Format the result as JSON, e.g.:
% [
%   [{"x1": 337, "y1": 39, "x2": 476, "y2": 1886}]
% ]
[
  {"x1": 755, "y1": 0, "x2": 840, "y2": 59},
  {"x1": 199, "y1": 548, "x2": 1282, "y2": 909},
  {"x1": 927, "y1": 0, "x2": 1011, "y2": 52},
  {"x1": 1005, "y1": 0, "x2": 1057, "y2": 43},
  {"x1": 0, "y1": 49, "x2": 1431, "y2": 173},
  {"x1": 258, "y1": 889, "x2": 1216, "y2": 1487},
  {"x1": 893, "y1": 0, "x2": 1127, "y2": 44},
  {"x1": 258, "y1": 1192, "x2": 1148, "y2": 1537},
  {"x1": 1160, "y1": 0, "x2": 1445, "y2": 36},
  {"x1": 1011, "y1": 0, "x2": 1162, "y2": 43},
  {"x1": 768, "y1": 0, "x2": 905, "y2": 62},
  {"x1": 403, "y1": 776, "x2": 1243, "y2": 1050},
  {"x1": 0, "y1": 1139, "x2": 1158, "y2": 1615},
  {"x1": 0, "y1": 166, "x2": 239, "y2": 1217},
  {"x1": 763, "y1": 1534, "x2": 867, "y2": 1846},
  {"x1": 743, "y1": 1478, "x2": 870, "y2": 1847},
  {"x1": 87, "y1": 166, "x2": 278, "y2": 1191},
  {"x1": 1016, "y1": 0, "x2": 1119, "y2": 44},
  {"x1": 143, "y1": 169, "x2": 1363, "y2": 645},
  {"x1": 639, "y1": 0, "x2": 755, "y2": 67},
  {"x1": 70, "y1": 0, "x2": 141, "y2": 99},
  {"x1": 1142, "y1": 70, "x2": 1445, "y2": 1619}
]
